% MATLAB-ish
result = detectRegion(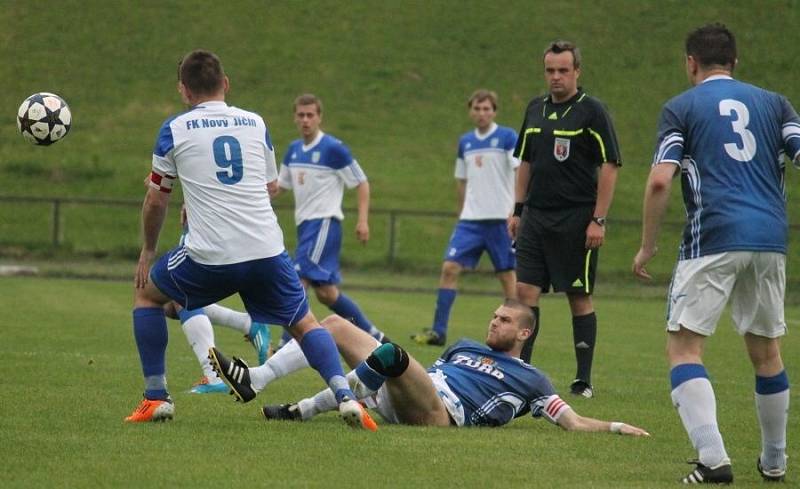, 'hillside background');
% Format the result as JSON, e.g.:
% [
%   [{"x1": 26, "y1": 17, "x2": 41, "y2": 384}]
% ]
[{"x1": 2, "y1": 0, "x2": 800, "y2": 286}]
